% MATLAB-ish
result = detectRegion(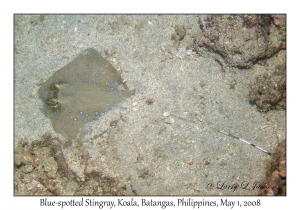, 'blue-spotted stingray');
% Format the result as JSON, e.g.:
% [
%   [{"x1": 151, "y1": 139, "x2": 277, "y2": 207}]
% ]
[{"x1": 38, "y1": 48, "x2": 134, "y2": 140}]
